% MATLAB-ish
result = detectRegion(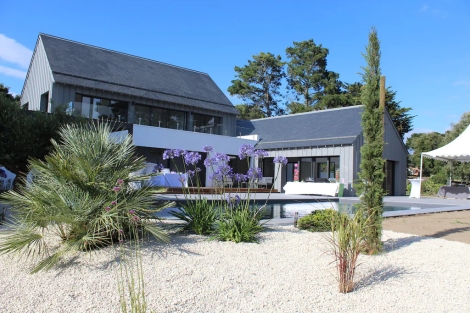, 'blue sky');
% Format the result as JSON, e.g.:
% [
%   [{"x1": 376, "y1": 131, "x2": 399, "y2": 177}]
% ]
[{"x1": 1, "y1": 0, "x2": 469, "y2": 138}]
